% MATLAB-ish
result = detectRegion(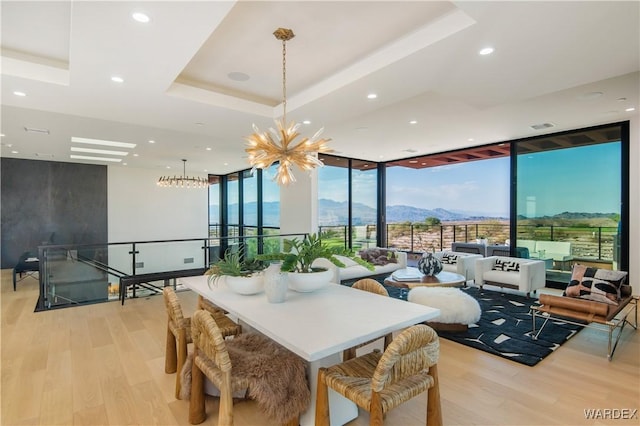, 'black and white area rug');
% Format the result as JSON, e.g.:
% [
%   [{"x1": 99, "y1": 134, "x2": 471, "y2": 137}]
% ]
[{"x1": 436, "y1": 287, "x2": 584, "y2": 366}]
